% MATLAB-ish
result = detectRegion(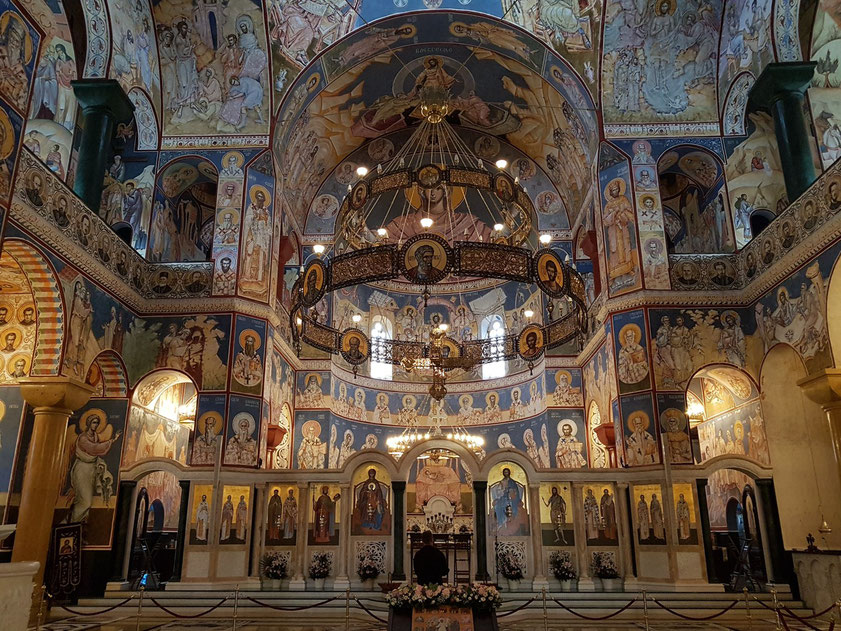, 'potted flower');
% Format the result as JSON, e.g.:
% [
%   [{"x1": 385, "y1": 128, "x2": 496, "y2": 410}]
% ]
[
  {"x1": 308, "y1": 552, "x2": 331, "y2": 590},
  {"x1": 357, "y1": 556, "x2": 380, "y2": 590},
  {"x1": 497, "y1": 552, "x2": 524, "y2": 591},
  {"x1": 259, "y1": 552, "x2": 288, "y2": 590},
  {"x1": 592, "y1": 552, "x2": 622, "y2": 592},
  {"x1": 549, "y1": 551, "x2": 577, "y2": 591}
]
